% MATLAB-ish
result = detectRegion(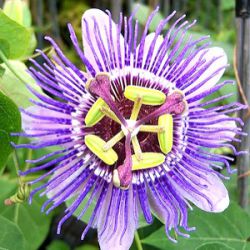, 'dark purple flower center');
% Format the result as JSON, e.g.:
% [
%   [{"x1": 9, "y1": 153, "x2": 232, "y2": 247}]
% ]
[
  {"x1": 85, "y1": 73, "x2": 186, "y2": 189},
  {"x1": 92, "y1": 98, "x2": 160, "y2": 165}
]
